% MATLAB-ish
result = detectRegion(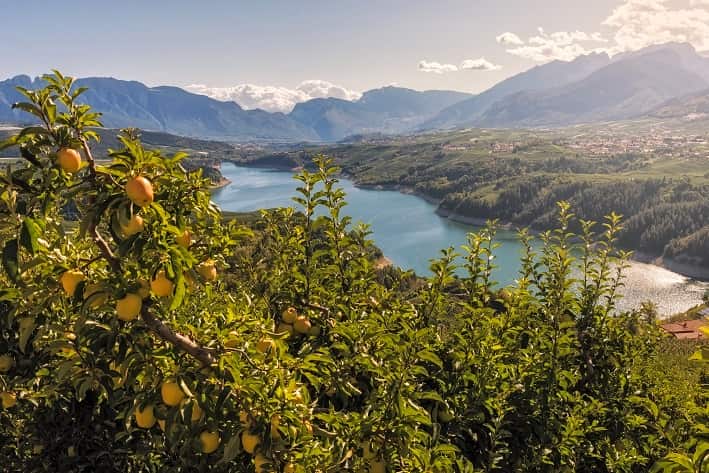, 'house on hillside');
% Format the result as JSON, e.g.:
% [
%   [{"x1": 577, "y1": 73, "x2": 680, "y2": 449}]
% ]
[{"x1": 661, "y1": 319, "x2": 708, "y2": 340}]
